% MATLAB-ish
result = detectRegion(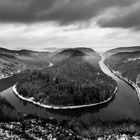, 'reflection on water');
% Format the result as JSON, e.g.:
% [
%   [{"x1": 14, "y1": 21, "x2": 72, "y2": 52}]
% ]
[
  {"x1": 0, "y1": 55, "x2": 140, "y2": 123},
  {"x1": 0, "y1": 85, "x2": 115, "y2": 122},
  {"x1": 43, "y1": 94, "x2": 115, "y2": 118}
]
